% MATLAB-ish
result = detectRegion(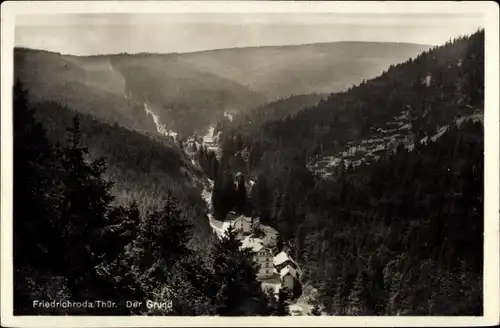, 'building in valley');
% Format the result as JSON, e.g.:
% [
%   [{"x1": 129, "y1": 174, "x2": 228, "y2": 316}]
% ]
[
  {"x1": 273, "y1": 251, "x2": 302, "y2": 297},
  {"x1": 241, "y1": 236, "x2": 275, "y2": 280},
  {"x1": 231, "y1": 215, "x2": 261, "y2": 235},
  {"x1": 203, "y1": 130, "x2": 217, "y2": 148},
  {"x1": 280, "y1": 265, "x2": 300, "y2": 291},
  {"x1": 273, "y1": 251, "x2": 298, "y2": 272}
]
